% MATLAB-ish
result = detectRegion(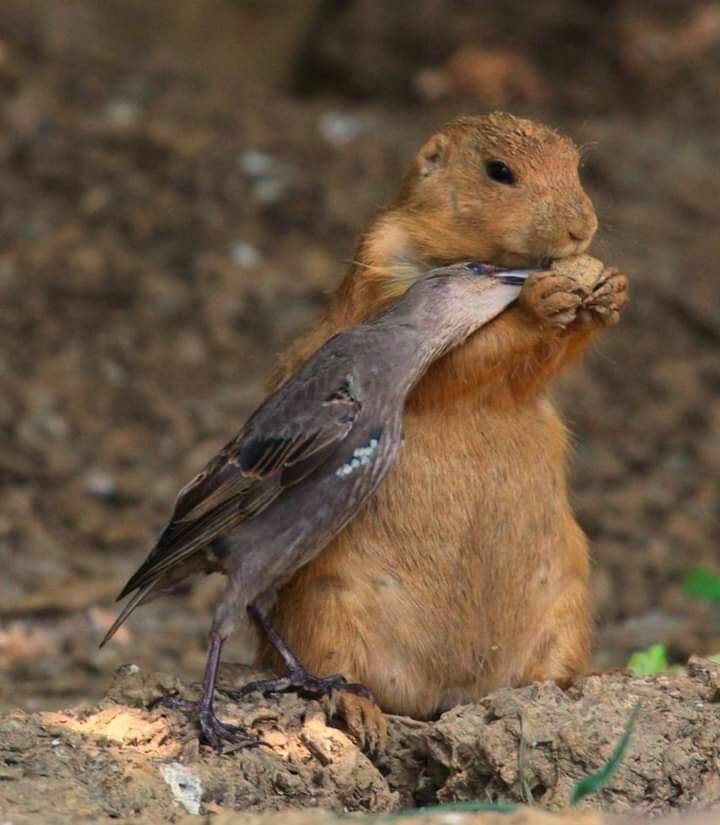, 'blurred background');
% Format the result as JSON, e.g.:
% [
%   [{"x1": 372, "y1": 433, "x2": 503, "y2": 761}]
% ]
[{"x1": 1, "y1": 0, "x2": 719, "y2": 711}]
